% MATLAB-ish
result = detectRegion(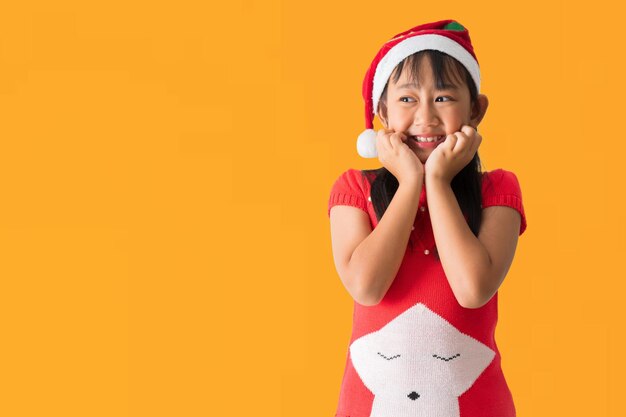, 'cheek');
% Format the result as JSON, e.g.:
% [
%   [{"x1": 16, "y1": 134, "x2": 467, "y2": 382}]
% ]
[{"x1": 445, "y1": 115, "x2": 467, "y2": 132}]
